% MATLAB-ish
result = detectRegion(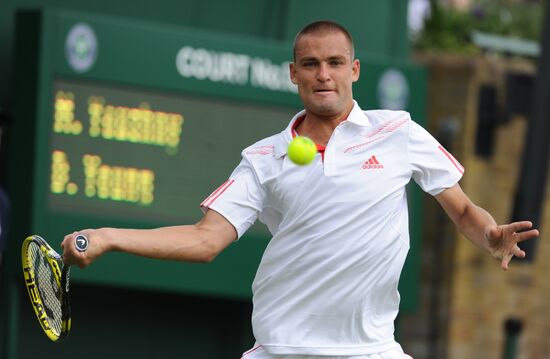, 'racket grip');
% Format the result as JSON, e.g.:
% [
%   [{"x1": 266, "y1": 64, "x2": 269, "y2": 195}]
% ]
[{"x1": 74, "y1": 234, "x2": 89, "y2": 252}]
